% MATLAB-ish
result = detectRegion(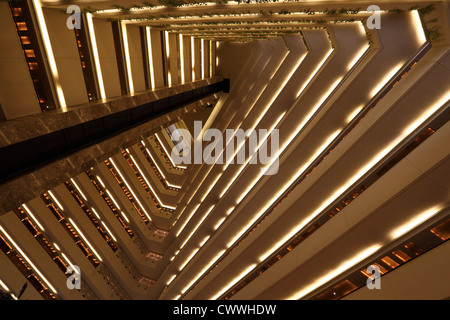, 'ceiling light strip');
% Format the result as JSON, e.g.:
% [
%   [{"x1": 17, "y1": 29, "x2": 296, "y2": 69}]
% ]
[
  {"x1": 68, "y1": 218, "x2": 103, "y2": 262},
  {"x1": 127, "y1": 152, "x2": 177, "y2": 210},
  {"x1": 31, "y1": 0, "x2": 66, "y2": 109},
  {"x1": 146, "y1": 27, "x2": 156, "y2": 89},
  {"x1": 121, "y1": 21, "x2": 134, "y2": 94},
  {"x1": 180, "y1": 52, "x2": 437, "y2": 299},
  {"x1": 108, "y1": 157, "x2": 153, "y2": 221},
  {"x1": 155, "y1": 133, "x2": 187, "y2": 169}
]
